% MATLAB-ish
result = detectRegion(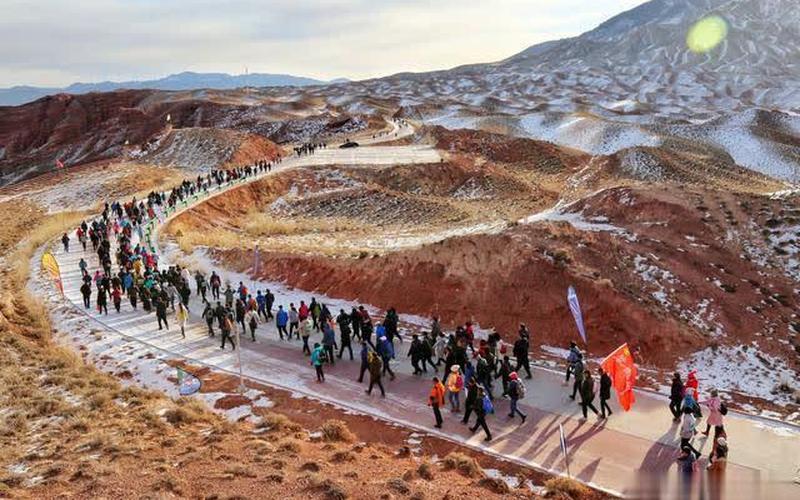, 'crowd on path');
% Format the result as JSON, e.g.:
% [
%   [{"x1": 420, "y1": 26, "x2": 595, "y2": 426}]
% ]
[{"x1": 60, "y1": 152, "x2": 731, "y2": 476}]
